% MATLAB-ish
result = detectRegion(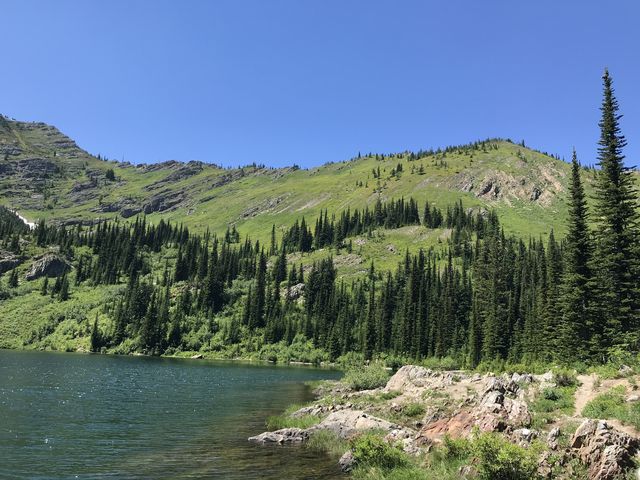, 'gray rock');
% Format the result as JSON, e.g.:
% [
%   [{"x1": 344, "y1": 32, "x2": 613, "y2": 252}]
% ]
[
  {"x1": 570, "y1": 419, "x2": 639, "y2": 480},
  {"x1": 248, "y1": 428, "x2": 309, "y2": 444},
  {"x1": 338, "y1": 451, "x2": 355, "y2": 472},
  {"x1": 0, "y1": 252, "x2": 23, "y2": 274},
  {"x1": 619, "y1": 365, "x2": 633, "y2": 376},
  {"x1": 25, "y1": 254, "x2": 71, "y2": 280}
]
